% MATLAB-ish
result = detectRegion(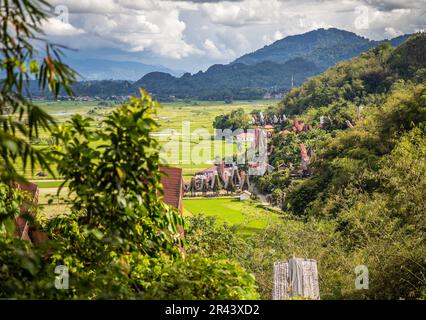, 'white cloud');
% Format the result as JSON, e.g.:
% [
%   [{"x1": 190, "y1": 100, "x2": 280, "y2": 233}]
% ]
[
  {"x1": 46, "y1": 0, "x2": 200, "y2": 59},
  {"x1": 263, "y1": 30, "x2": 284, "y2": 44},
  {"x1": 42, "y1": 0, "x2": 426, "y2": 70},
  {"x1": 203, "y1": 38, "x2": 235, "y2": 59},
  {"x1": 200, "y1": 0, "x2": 282, "y2": 27},
  {"x1": 42, "y1": 17, "x2": 85, "y2": 36},
  {"x1": 384, "y1": 27, "x2": 403, "y2": 37}
]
